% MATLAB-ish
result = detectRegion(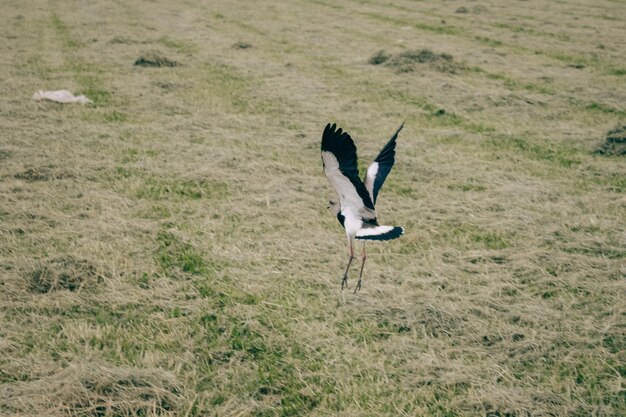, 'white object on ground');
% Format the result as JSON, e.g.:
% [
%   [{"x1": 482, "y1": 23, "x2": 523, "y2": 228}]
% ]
[{"x1": 32, "y1": 90, "x2": 93, "y2": 104}]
